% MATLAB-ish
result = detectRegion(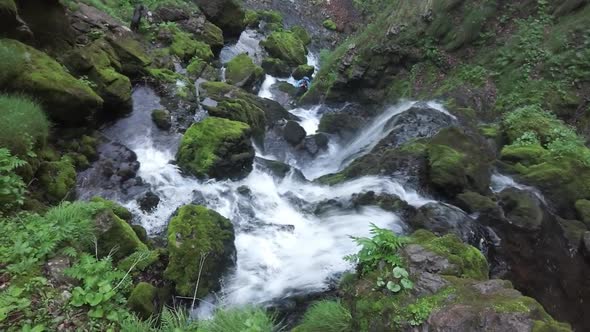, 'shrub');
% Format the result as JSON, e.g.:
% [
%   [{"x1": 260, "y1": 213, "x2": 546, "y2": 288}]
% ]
[
  {"x1": 295, "y1": 300, "x2": 352, "y2": 332},
  {"x1": 0, "y1": 94, "x2": 50, "y2": 156},
  {"x1": 199, "y1": 307, "x2": 277, "y2": 332}
]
